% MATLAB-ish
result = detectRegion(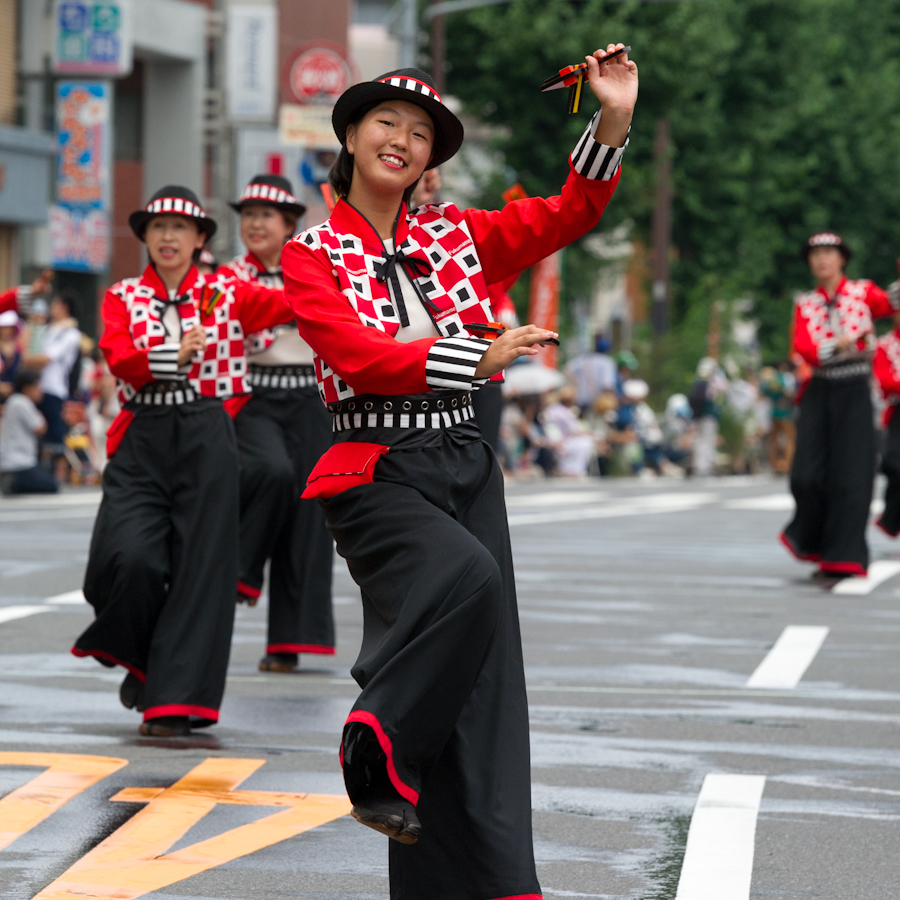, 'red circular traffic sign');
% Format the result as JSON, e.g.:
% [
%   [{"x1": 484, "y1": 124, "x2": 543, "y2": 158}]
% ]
[{"x1": 284, "y1": 42, "x2": 356, "y2": 105}]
